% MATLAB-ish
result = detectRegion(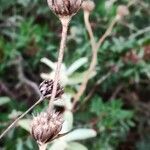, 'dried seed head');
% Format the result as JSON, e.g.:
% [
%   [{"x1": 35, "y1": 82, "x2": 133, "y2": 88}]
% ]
[
  {"x1": 39, "y1": 79, "x2": 64, "y2": 99},
  {"x1": 116, "y1": 5, "x2": 129, "y2": 19},
  {"x1": 82, "y1": 0, "x2": 95, "y2": 12},
  {"x1": 31, "y1": 111, "x2": 63, "y2": 145},
  {"x1": 47, "y1": 0, "x2": 83, "y2": 17}
]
